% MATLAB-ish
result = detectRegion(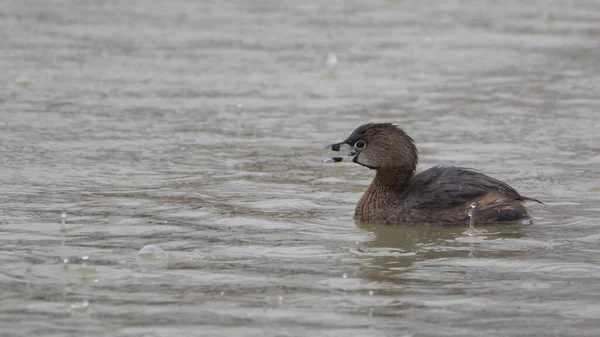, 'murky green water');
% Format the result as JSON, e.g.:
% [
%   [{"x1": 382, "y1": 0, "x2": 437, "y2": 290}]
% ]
[{"x1": 1, "y1": 0, "x2": 599, "y2": 336}]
